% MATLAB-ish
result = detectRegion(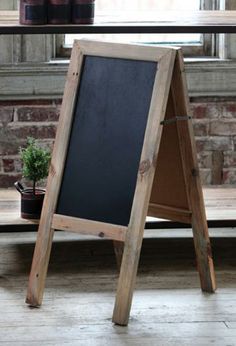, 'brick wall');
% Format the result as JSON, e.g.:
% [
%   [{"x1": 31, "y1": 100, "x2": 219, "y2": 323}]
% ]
[
  {"x1": 190, "y1": 98, "x2": 236, "y2": 185},
  {"x1": 0, "y1": 98, "x2": 235, "y2": 188},
  {"x1": 0, "y1": 100, "x2": 60, "y2": 188}
]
